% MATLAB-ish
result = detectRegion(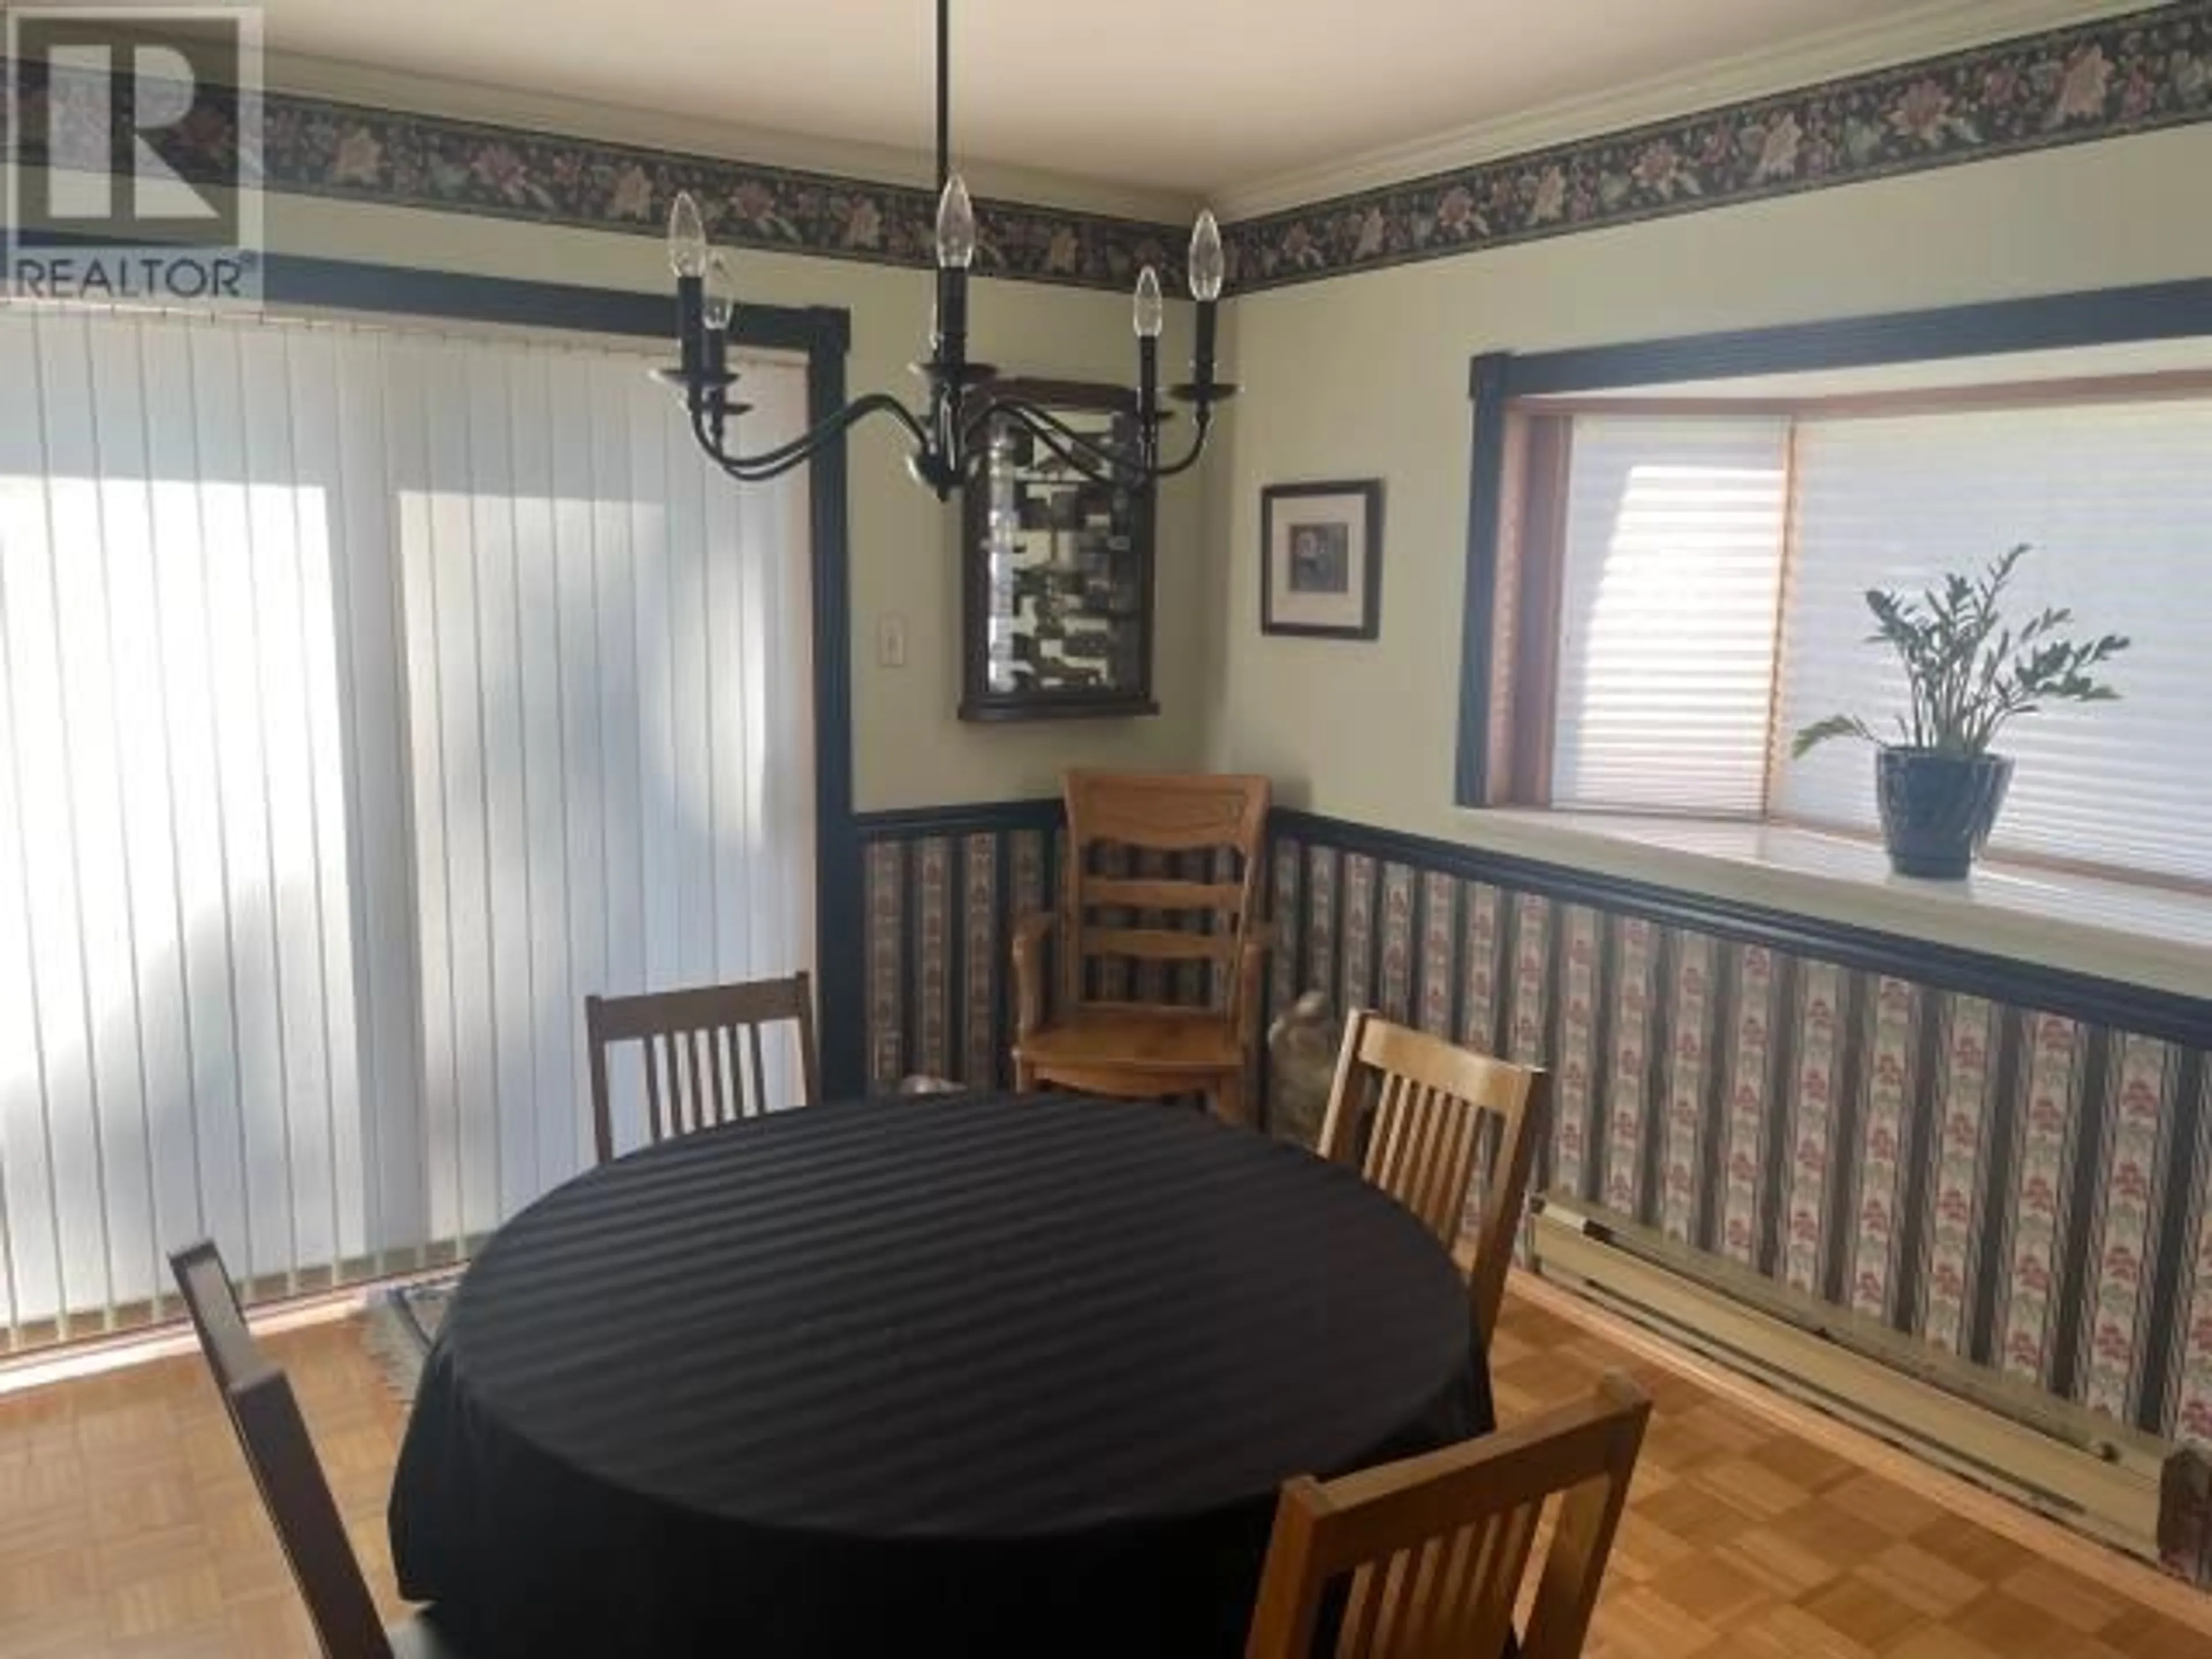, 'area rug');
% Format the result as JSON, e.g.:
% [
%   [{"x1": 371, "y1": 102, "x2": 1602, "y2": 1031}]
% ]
[{"x1": 361, "y1": 1272, "x2": 462, "y2": 1404}]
